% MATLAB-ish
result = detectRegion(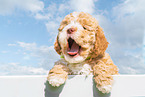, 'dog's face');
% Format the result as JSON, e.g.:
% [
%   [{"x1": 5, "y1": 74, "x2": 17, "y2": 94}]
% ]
[{"x1": 54, "y1": 12, "x2": 108, "y2": 63}]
